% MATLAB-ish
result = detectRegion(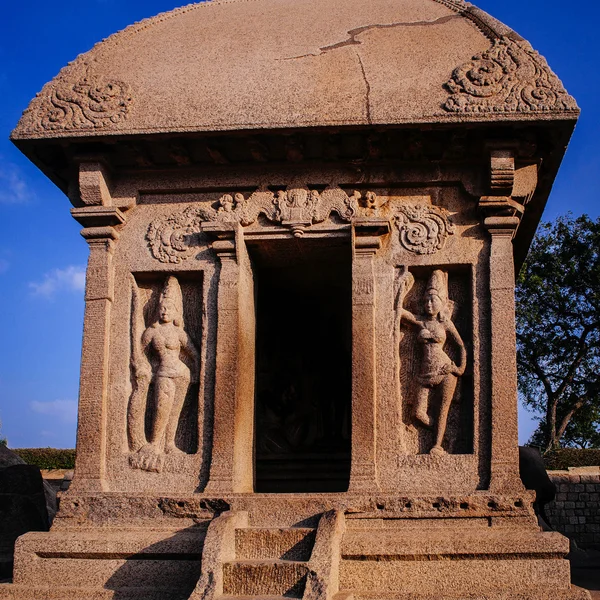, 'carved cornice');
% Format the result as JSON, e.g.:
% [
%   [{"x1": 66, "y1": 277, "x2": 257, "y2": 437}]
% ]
[
  {"x1": 443, "y1": 36, "x2": 578, "y2": 114},
  {"x1": 146, "y1": 186, "x2": 358, "y2": 263},
  {"x1": 393, "y1": 204, "x2": 455, "y2": 255},
  {"x1": 38, "y1": 75, "x2": 133, "y2": 131}
]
